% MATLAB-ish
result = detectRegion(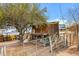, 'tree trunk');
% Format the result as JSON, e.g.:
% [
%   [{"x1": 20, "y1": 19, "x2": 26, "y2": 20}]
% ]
[
  {"x1": 19, "y1": 34, "x2": 23, "y2": 45},
  {"x1": 18, "y1": 30, "x2": 24, "y2": 46}
]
